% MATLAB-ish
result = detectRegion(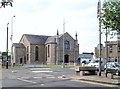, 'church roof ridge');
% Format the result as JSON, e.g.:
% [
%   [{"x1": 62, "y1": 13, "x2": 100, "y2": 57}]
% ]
[{"x1": 23, "y1": 34, "x2": 51, "y2": 45}]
